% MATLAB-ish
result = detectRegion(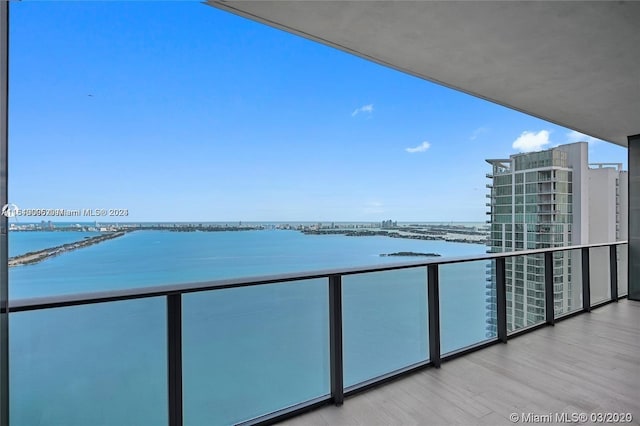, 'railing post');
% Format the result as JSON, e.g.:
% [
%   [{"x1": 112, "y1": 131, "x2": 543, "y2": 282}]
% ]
[
  {"x1": 544, "y1": 252, "x2": 555, "y2": 325},
  {"x1": 427, "y1": 265, "x2": 441, "y2": 368},
  {"x1": 328, "y1": 275, "x2": 344, "y2": 406},
  {"x1": 610, "y1": 245, "x2": 618, "y2": 302},
  {"x1": 167, "y1": 294, "x2": 183, "y2": 426},
  {"x1": 582, "y1": 248, "x2": 591, "y2": 312},
  {"x1": 496, "y1": 258, "x2": 507, "y2": 343}
]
